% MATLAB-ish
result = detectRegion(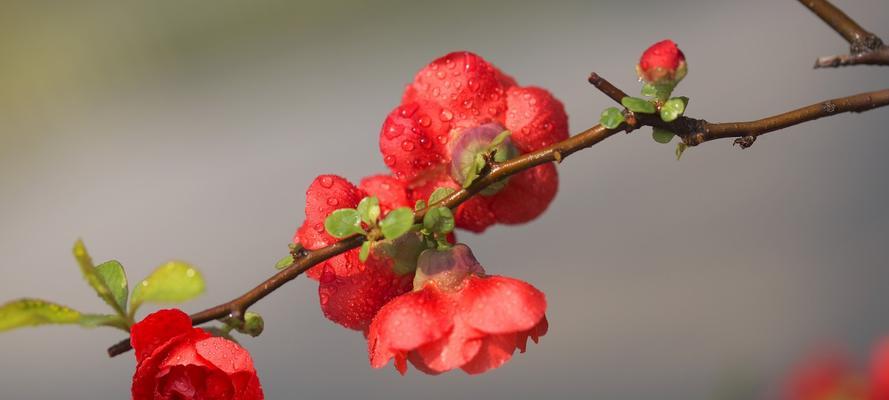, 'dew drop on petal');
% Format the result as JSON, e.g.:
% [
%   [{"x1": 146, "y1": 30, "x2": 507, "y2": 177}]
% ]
[
  {"x1": 418, "y1": 116, "x2": 432, "y2": 127},
  {"x1": 401, "y1": 140, "x2": 415, "y2": 152},
  {"x1": 327, "y1": 197, "x2": 339, "y2": 207},
  {"x1": 439, "y1": 110, "x2": 454, "y2": 121},
  {"x1": 320, "y1": 176, "x2": 334, "y2": 188}
]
